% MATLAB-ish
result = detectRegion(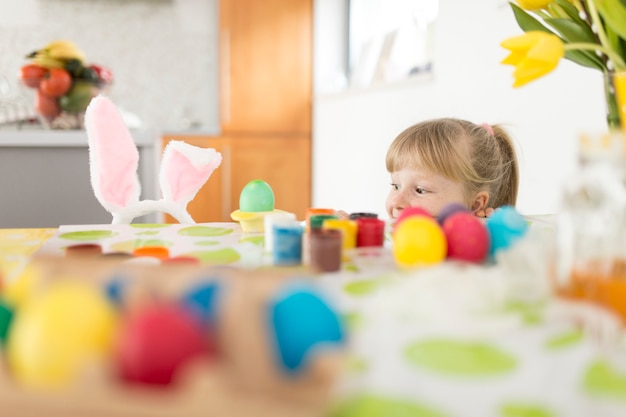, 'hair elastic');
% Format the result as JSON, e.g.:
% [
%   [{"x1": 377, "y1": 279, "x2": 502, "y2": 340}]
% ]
[{"x1": 480, "y1": 123, "x2": 494, "y2": 136}]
